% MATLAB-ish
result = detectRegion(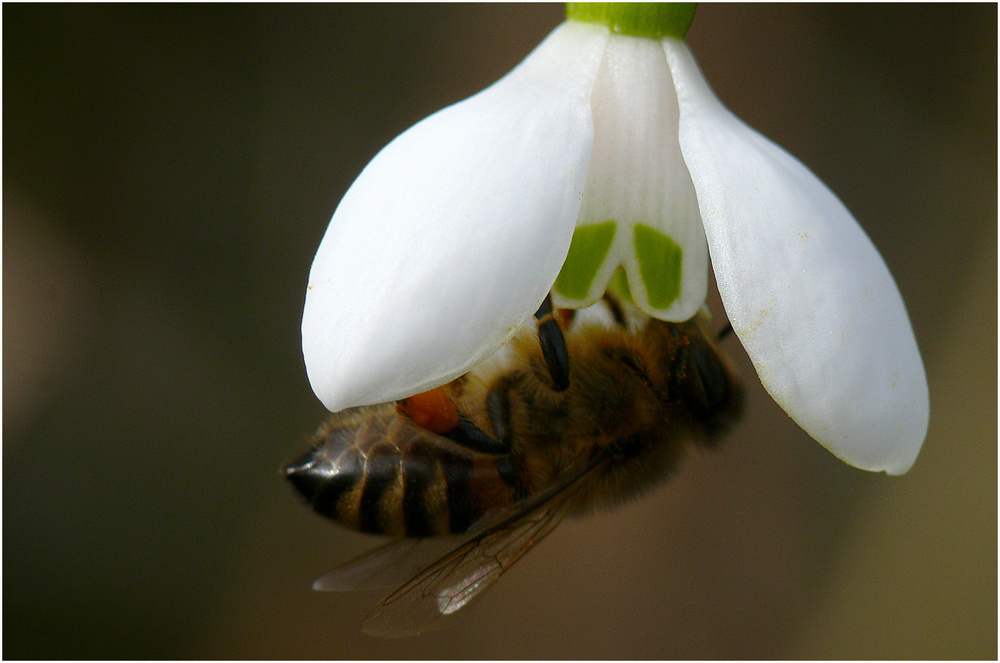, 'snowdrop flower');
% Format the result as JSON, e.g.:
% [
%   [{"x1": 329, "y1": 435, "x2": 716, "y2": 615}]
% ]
[{"x1": 302, "y1": 4, "x2": 928, "y2": 474}]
